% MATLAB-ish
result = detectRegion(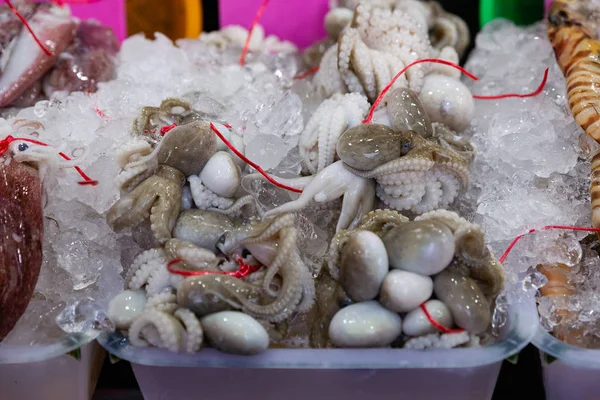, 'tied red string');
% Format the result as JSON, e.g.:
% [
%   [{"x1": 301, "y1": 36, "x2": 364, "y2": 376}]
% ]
[
  {"x1": 293, "y1": 66, "x2": 321, "y2": 81},
  {"x1": 160, "y1": 123, "x2": 178, "y2": 136},
  {"x1": 167, "y1": 256, "x2": 262, "y2": 278},
  {"x1": 362, "y1": 59, "x2": 550, "y2": 124},
  {"x1": 209, "y1": 122, "x2": 303, "y2": 193},
  {"x1": 498, "y1": 225, "x2": 600, "y2": 264},
  {"x1": 419, "y1": 303, "x2": 465, "y2": 334},
  {"x1": 0, "y1": 135, "x2": 98, "y2": 185},
  {"x1": 5, "y1": 0, "x2": 51, "y2": 56},
  {"x1": 239, "y1": 0, "x2": 270, "y2": 66}
]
